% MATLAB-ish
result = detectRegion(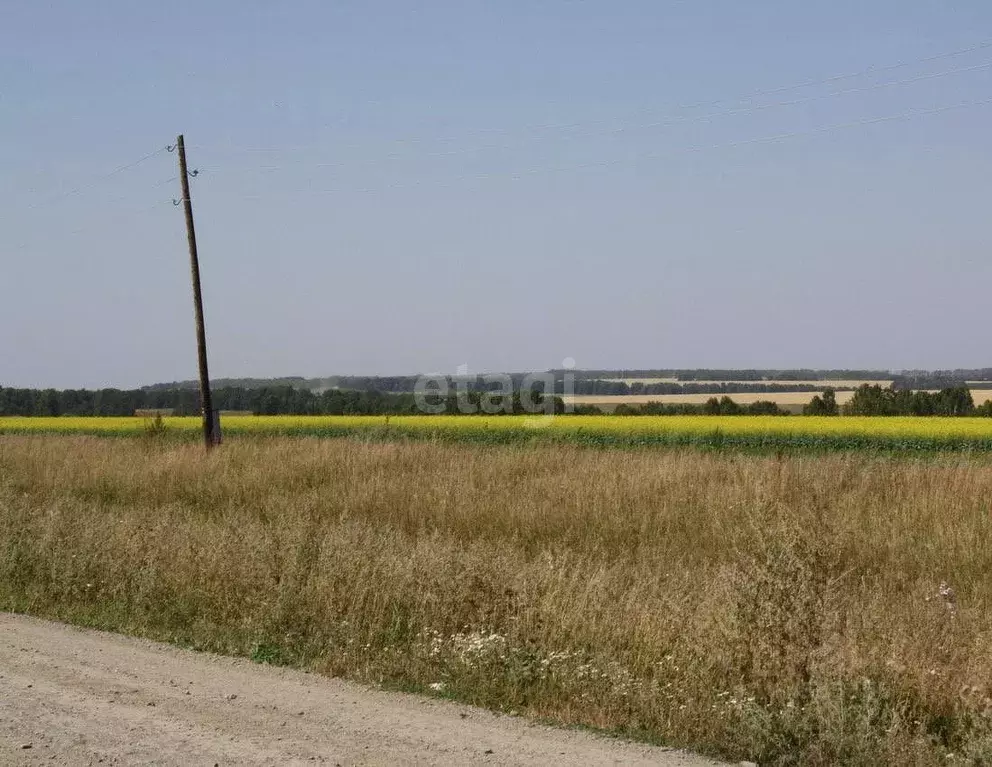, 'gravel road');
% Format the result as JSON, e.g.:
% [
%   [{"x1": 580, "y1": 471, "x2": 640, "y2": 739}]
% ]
[{"x1": 0, "y1": 612, "x2": 720, "y2": 766}]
